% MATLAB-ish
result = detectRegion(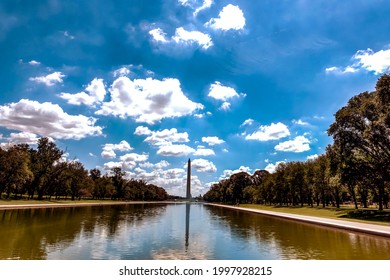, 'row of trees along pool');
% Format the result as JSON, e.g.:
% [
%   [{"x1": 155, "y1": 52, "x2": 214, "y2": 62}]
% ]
[
  {"x1": 204, "y1": 74, "x2": 390, "y2": 211},
  {"x1": 0, "y1": 137, "x2": 168, "y2": 201}
]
